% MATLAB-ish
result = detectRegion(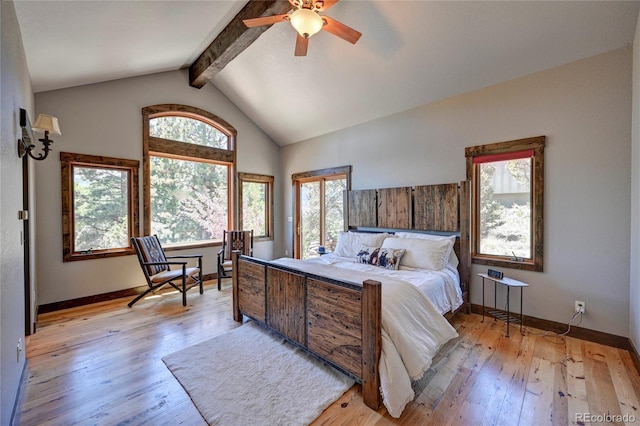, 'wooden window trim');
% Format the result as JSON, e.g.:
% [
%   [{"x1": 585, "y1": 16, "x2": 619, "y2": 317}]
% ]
[
  {"x1": 60, "y1": 152, "x2": 140, "y2": 262},
  {"x1": 465, "y1": 136, "x2": 545, "y2": 272},
  {"x1": 142, "y1": 104, "x2": 236, "y2": 250},
  {"x1": 148, "y1": 137, "x2": 234, "y2": 163},
  {"x1": 238, "y1": 172, "x2": 274, "y2": 241},
  {"x1": 291, "y1": 165, "x2": 352, "y2": 183}
]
